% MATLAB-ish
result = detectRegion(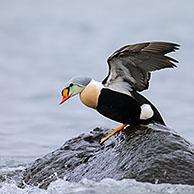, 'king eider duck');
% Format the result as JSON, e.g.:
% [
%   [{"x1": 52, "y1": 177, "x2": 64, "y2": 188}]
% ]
[{"x1": 60, "y1": 41, "x2": 179, "y2": 143}]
